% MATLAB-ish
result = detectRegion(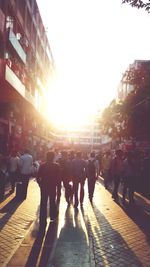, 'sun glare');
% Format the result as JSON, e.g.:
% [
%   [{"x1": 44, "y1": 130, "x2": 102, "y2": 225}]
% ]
[
  {"x1": 45, "y1": 76, "x2": 100, "y2": 131},
  {"x1": 38, "y1": 0, "x2": 150, "y2": 132},
  {"x1": 46, "y1": 86, "x2": 92, "y2": 131}
]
